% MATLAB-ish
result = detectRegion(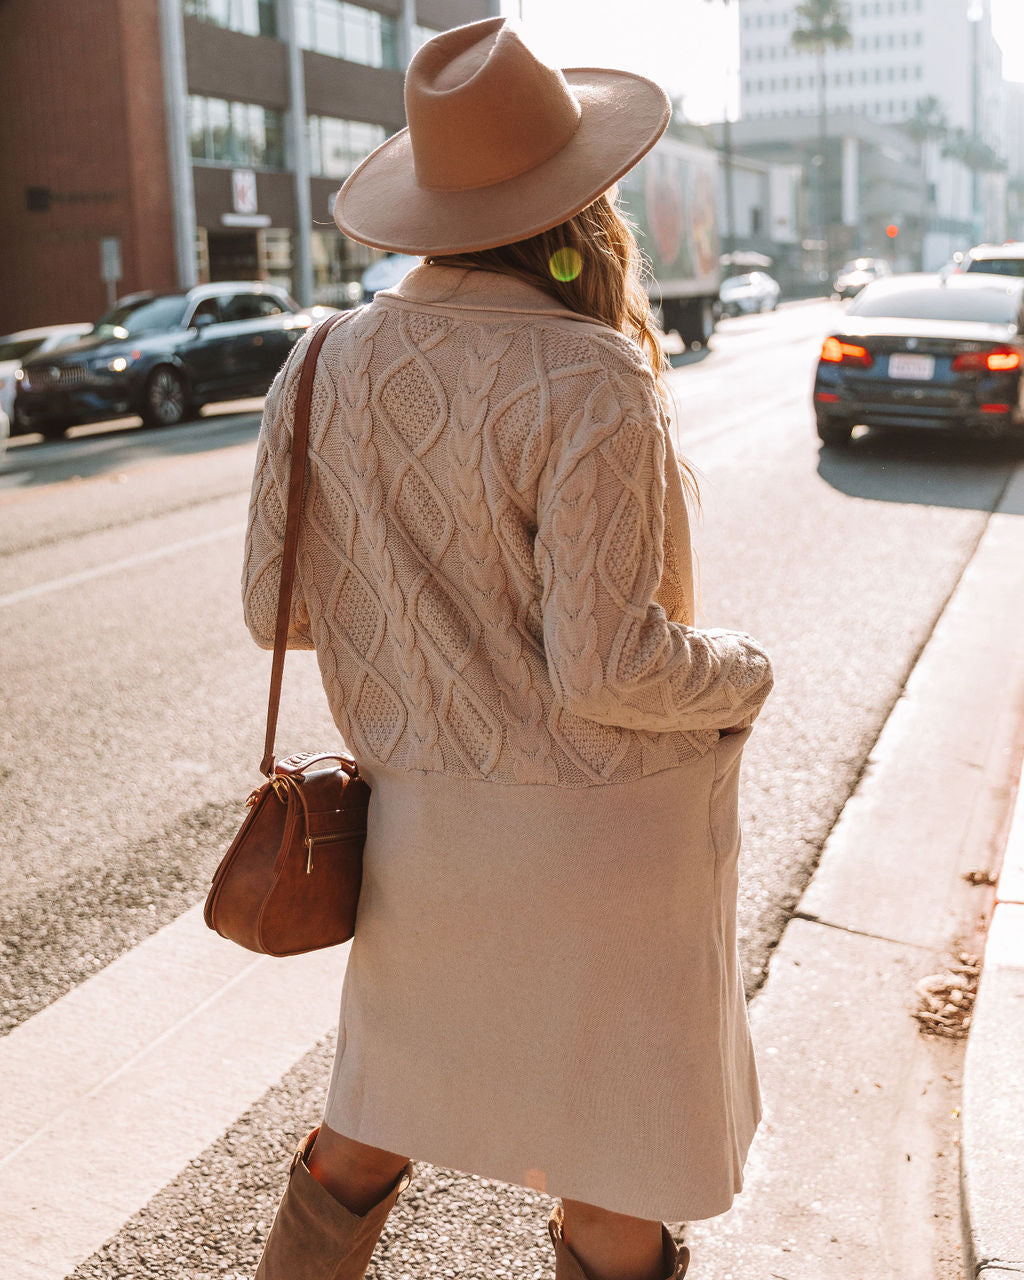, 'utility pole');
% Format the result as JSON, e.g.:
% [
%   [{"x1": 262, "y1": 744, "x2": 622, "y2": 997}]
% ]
[
  {"x1": 397, "y1": 0, "x2": 416, "y2": 69},
  {"x1": 283, "y1": 0, "x2": 314, "y2": 307},
  {"x1": 969, "y1": 1, "x2": 982, "y2": 239},
  {"x1": 720, "y1": 0, "x2": 737, "y2": 259},
  {"x1": 158, "y1": 0, "x2": 197, "y2": 289}
]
